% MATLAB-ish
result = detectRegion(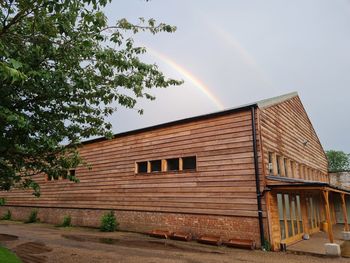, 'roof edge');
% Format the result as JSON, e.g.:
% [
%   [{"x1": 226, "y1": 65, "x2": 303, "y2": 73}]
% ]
[
  {"x1": 81, "y1": 103, "x2": 257, "y2": 145},
  {"x1": 80, "y1": 91, "x2": 299, "y2": 146},
  {"x1": 257, "y1": 91, "x2": 298, "y2": 109}
]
